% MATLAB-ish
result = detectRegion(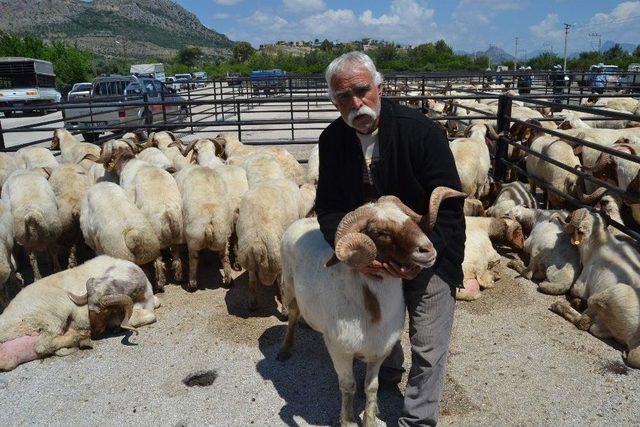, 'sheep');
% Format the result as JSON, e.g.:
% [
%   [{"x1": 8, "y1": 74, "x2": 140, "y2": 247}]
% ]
[
  {"x1": 80, "y1": 182, "x2": 161, "y2": 267},
  {"x1": 15, "y1": 146, "x2": 58, "y2": 170},
  {"x1": 556, "y1": 110, "x2": 629, "y2": 129},
  {"x1": 175, "y1": 166, "x2": 235, "y2": 291},
  {"x1": 0, "y1": 255, "x2": 159, "y2": 371},
  {"x1": 215, "y1": 133, "x2": 306, "y2": 185},
  {"x1": 235, "y1": 155, "x2": 314, "y2": 309},
  {"x1": 306, "y1": 143, "x2": 319, "y2": 185},
  {"x1": 48, "y1": 164, "x2": 92, "y2": 269},
  {"x1": 107, "y1": 149, "x2": 184, "y2": 290},
  {"x1": 277, "y1": 188, "x2": 464, "y2": 426},
  {"x1": 456, "y1": 216, "x2": 525, "y2": 301},
  {"x1": 514, "y1": 120, "x2": 581, "y2": 208},
  {"x1": 485, "y1": 181, "x2": 537, "y2": 219},
  {"x1": 2, "y1": 169, "x2": 62, "y2": 280},
  {"x1": 143, "y1": 131, "x2": 192, "y2": 171},
  {"x1": 449, "y1": 124, "x2": 491, "y2": 199},
  {"x1": 49, "y1": 128, "x2": 100, "y2": 170},
  {"x1": 0, "y1": 199, "x2": 19, "y2": 306},
  {"x1": 136, "y1": 147, "x2": 175, "y2": 172},
  {"x1": 463, "y1": 198, "x2": 484, "y2": 216},
  {"x1": 0, "y1": 153, "x2": 18, "y2": 190},
  {"x1": 506, "y1": 216, "x2": 581, "y2": 295},
  {"x1": 549, "y1": 208, "x2": 640, "y2": 368}
]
